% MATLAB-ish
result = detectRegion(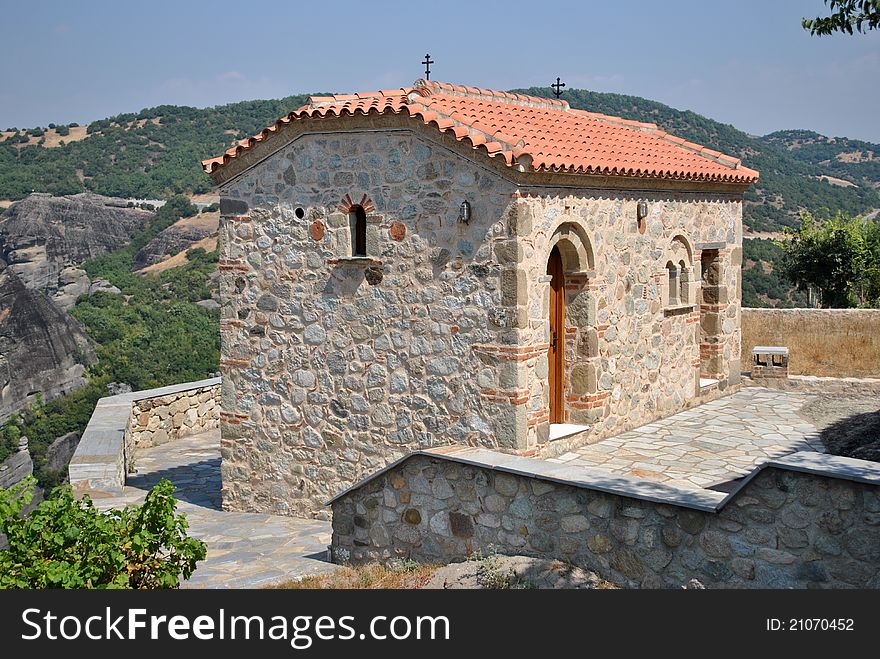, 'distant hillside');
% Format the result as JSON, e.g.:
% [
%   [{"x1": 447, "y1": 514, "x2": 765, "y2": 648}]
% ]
[
  {"x1": 1, "y1": 87, "x2": 878, "y2": 233},
  {"x1": 762, "y1": 129, "x2": 880, "y2": 193},
  {"x1": 0, "y1": 95, "x2": 311, "y2": 200}
]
